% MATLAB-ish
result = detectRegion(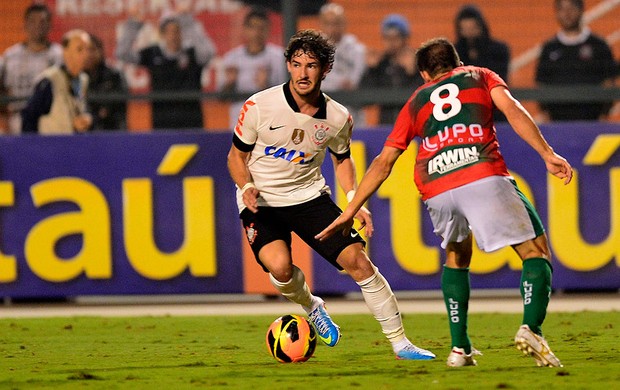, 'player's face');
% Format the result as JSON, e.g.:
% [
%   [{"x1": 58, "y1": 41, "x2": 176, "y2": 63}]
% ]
[
  {"x1": 161, "y1": 22, "x2": 182, "y2": 53},
  {"x1": 382, "y1": 28, "x2": 407, "y2": 56},
  {"x1": 556, "y1": 0, "x2": 582, "y2": 32},
  {"x1": 244, "y1": 16, "x2": 269, "y2": 47},
  {"x1": 25, "y1": 11, "x2": 51, "y2": 42},
  {"x1": 64, "y1": 34, "x2": 91, "y2": 76},
  {"x1": 84, "y1": 41, "x2": 102, "y2": 71},
  {"x1": 458, "y1": 18, "x2": 483, "y2": 41},
  {"x1": 319, "y1": 11, "x2": 345, "y2": 43},
  {"x1": 287, "y1": 51, "x2": 325, "y2": 97}
]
